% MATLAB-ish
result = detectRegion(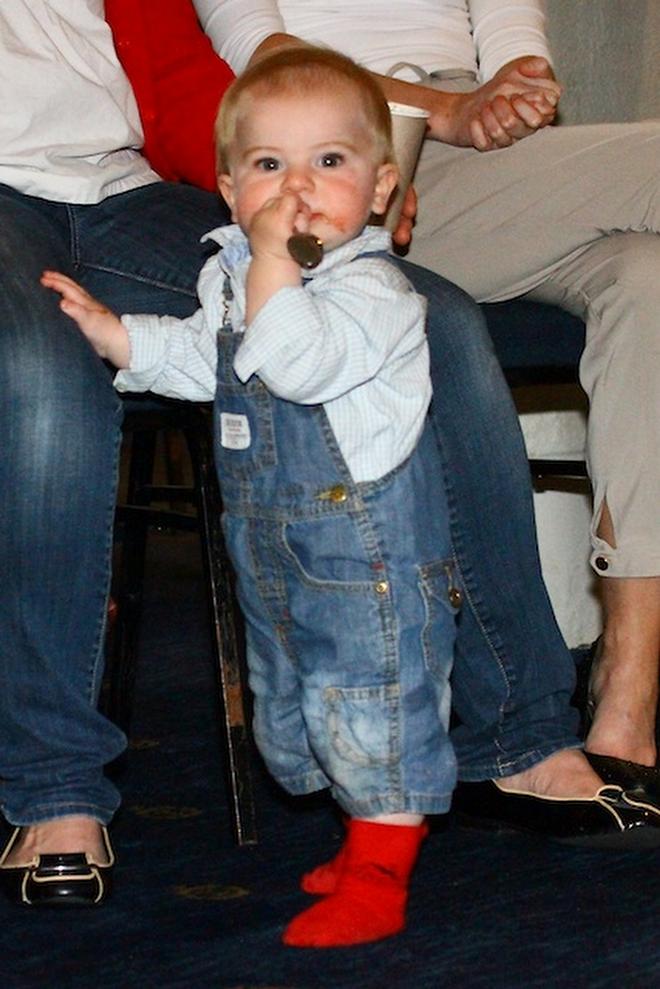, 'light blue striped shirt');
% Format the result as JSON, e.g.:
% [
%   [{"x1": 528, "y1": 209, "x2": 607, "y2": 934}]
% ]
[{"x1": 116, "y1": 225, "x2": 430, "y2": 482}]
